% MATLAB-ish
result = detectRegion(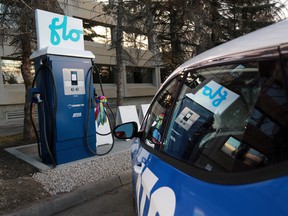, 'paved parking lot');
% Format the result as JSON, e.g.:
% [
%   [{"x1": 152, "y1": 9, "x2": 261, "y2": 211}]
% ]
[{"x1": 55, "y1": 183, "x2": 135, "y2": 216}]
